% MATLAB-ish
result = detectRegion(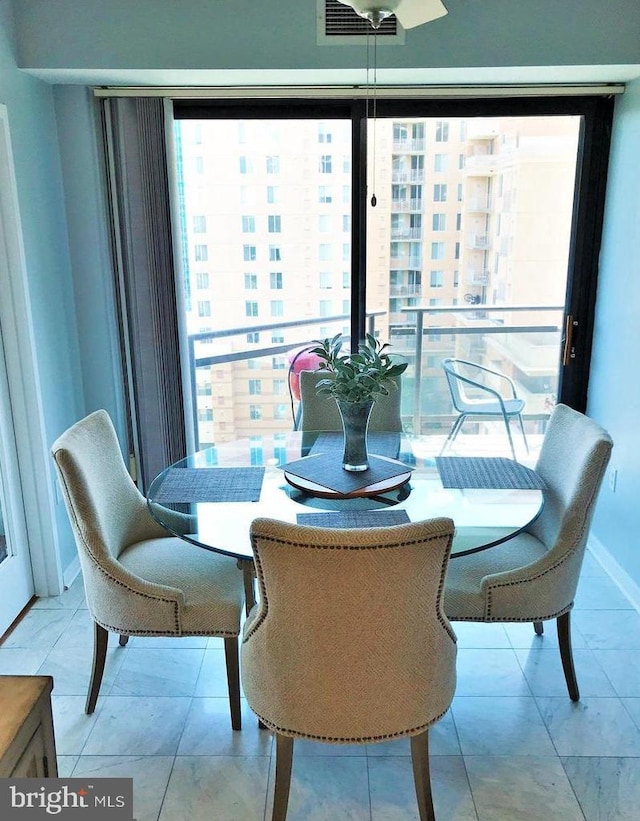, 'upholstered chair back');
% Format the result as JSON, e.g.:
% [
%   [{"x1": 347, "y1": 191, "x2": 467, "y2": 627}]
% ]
[
  {"x1": 298, "y1": 369, "x2": 403, "y2": 433},
  {"x1": 242, "y1": 517, "x2": 456, "y2": 743},
  {"x1": 527, "y1": 403, "x2": 613, "y2": 580}
]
